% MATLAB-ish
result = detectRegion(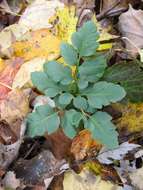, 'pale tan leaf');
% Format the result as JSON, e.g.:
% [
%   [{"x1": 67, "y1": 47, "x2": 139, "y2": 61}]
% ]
[
  {"x1": 12, "y1": 58, "x2": 46, "y2": 89},
  {"x1": 119, "y1": 5, "x2": 143, "y2": 57},
  {"x1": 63, "y1": 170, "x2": 122, "y2": 190},
  {"x1": 19, "y1": 0, "x2": 64, "y2": 30}
]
